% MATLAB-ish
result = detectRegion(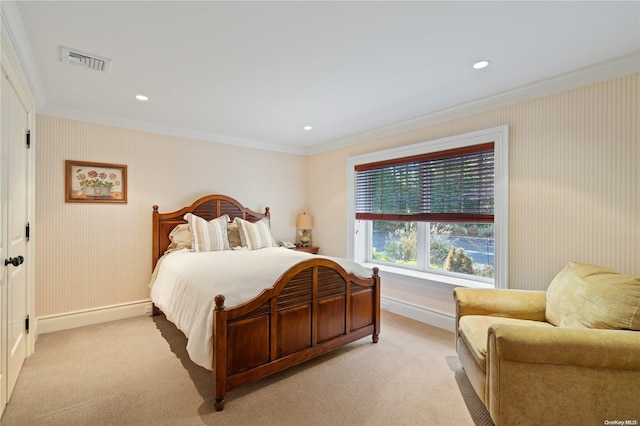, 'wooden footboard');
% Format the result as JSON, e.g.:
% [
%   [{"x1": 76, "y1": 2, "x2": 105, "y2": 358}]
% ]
[
  {"x1": 211, "y1": 258, "x2": 380, "y2": 410},
  {"x1": 152, "y1": 194, "x2": 381, "y2": 410}
]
